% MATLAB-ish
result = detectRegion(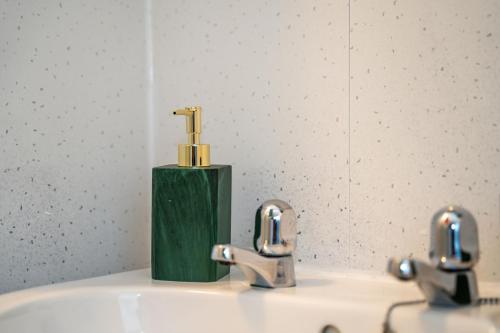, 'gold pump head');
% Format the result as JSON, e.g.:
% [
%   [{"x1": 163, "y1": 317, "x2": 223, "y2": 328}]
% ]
[{"x1": 173, "y1": 106, "x2": 210, "y2": 167}]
